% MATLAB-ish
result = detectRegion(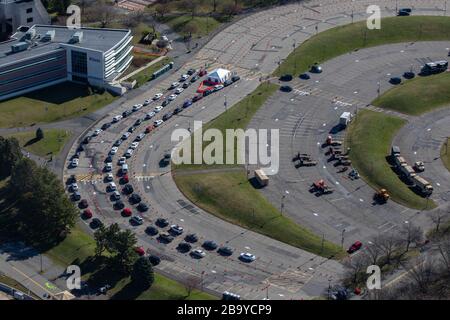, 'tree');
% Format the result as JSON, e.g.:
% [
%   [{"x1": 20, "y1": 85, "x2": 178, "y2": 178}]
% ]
[
  {"x1": 184, "y1": 275, "x2": 201, "y2": 298},
  {"x1": 342, "y1": 253, "x2": 370, "y2": 287},
  {"x1": 154, "y1": 4, "x2": 169, "y2": 18},
  {"x1": 36, "y1": 128, "x2": 44, "y2": 140},
  {"x1": 373, "y1": 232, "x2": 401, "y2": 266},
  {"x1": 430, "y1": 209, "x2": 449, "y2": 233},
  {"x1": 131, "y1": 257, "x2": 154, "y2": 289},
  {"x1": 0, "y1": 137, "x2": 23, "y2": 178},
  {"x1": 398, "y1": 223, "x2": 423, "y2": 253},
  {"x1": 112, "y1": 229, "x2": 138, "y2": 273}
]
